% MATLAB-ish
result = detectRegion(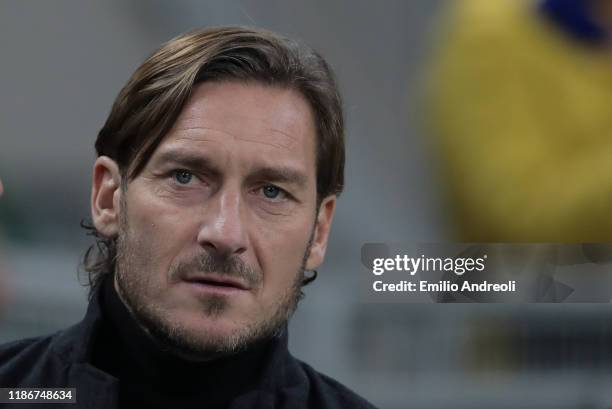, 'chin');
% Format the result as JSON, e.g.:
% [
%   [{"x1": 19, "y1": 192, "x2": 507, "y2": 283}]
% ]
[
  {"x1": 185, "y1": 315, "x2": 245, "y2": 338},
  {"x1": 172, "y1": 308, "x2": 255, "y2": 342}
]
